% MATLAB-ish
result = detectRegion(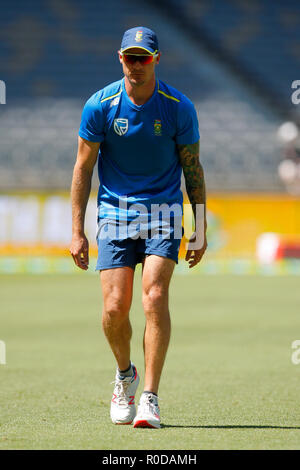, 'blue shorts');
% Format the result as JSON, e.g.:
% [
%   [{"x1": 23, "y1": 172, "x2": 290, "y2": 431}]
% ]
[{"x1": 96, "y1": 218, "x2": 183, "y2": 271}]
